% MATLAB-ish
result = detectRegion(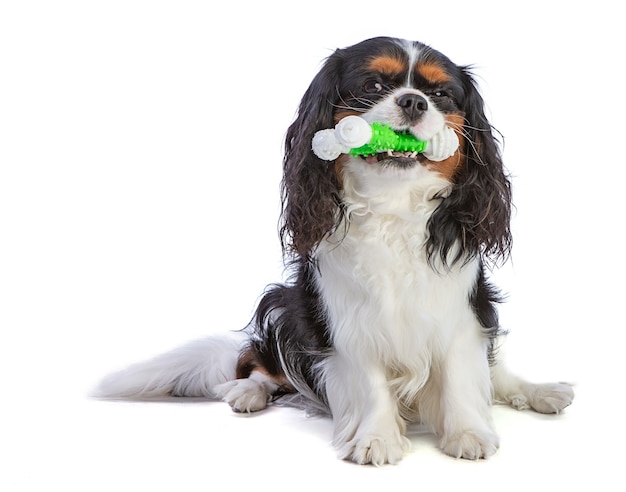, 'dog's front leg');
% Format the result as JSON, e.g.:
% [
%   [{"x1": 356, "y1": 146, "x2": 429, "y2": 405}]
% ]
[
  {"x1": 436, "y1": 320, "x2": 500, "y2": 459},
  {"x1": 323, "y1": 353, "x2": 411, "y2": 465}
]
